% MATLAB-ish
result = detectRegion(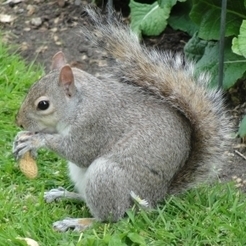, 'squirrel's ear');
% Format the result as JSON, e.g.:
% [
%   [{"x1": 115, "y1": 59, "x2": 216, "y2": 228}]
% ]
[
  {"x1": 51, "y1": 51, "x2": 67, "y2": 70},
  {"x1": 59, "y1": 65, "x2": 76, "y2": 97}
]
